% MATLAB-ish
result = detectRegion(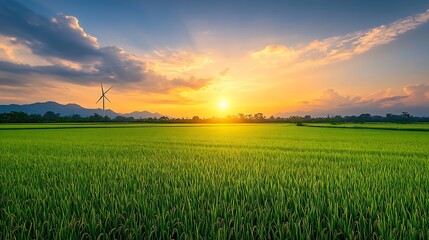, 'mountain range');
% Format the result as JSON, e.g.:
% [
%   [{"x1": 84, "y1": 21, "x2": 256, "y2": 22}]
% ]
[{"x1": 0, "y1": 101, "x2": 164, "y2": 119}]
